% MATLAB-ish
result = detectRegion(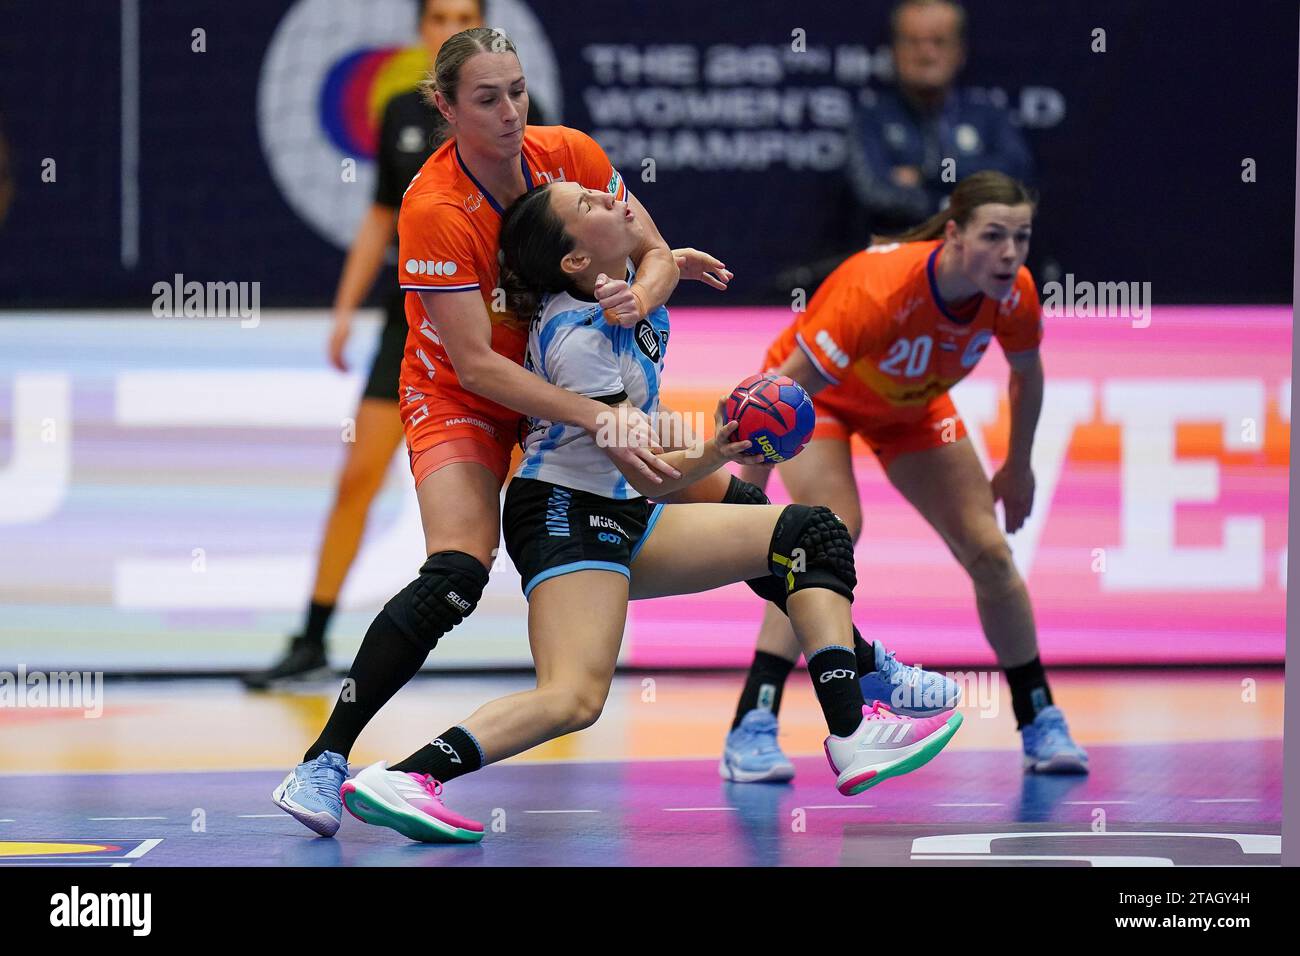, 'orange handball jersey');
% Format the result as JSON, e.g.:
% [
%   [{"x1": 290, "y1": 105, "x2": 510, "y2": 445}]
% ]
[
  {"x1": 769, "y1": 239, "x2": 1042, "y2": 421},
  {"x1": 396, "y1": 125, "x2": 628, "y2": 432}
]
